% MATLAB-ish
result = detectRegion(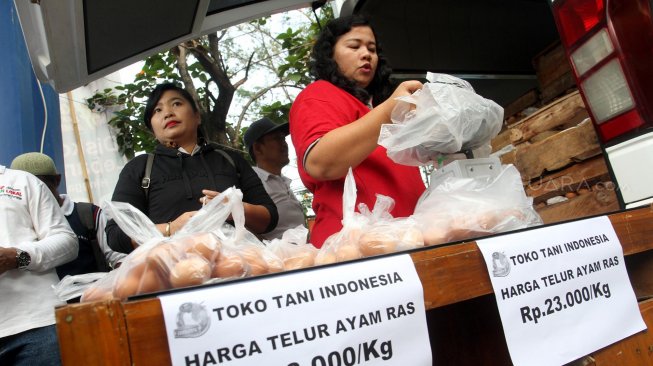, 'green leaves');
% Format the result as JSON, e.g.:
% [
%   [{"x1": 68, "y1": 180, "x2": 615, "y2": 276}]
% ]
[{"x1": 84, "y1": 6, "x2": 333, "y2": 160}]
